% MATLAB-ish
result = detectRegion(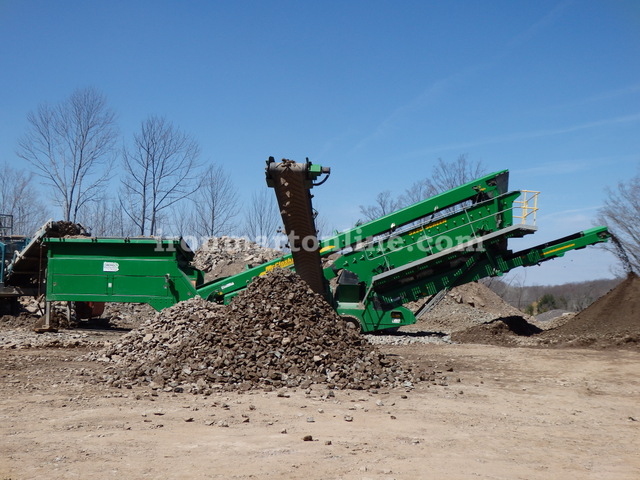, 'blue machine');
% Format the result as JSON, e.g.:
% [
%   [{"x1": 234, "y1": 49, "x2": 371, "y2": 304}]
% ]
[{"x1": 0, "y1": 214, "x2": 29, "y2": 313}]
